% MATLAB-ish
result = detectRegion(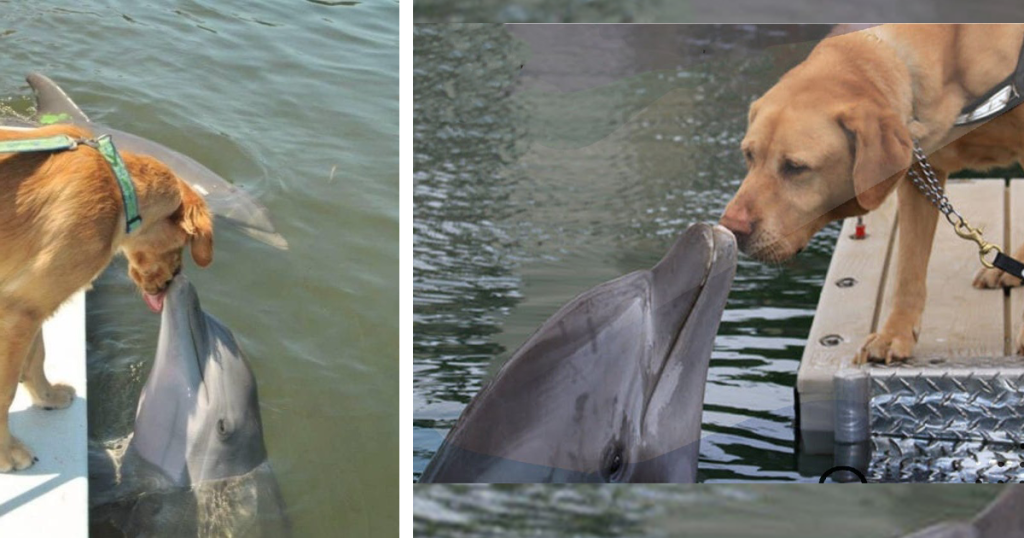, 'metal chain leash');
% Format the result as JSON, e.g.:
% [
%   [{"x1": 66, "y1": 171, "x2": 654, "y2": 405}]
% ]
[{"x1": 906, "y1": 140, "x2": 1002, "y2": 268}]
